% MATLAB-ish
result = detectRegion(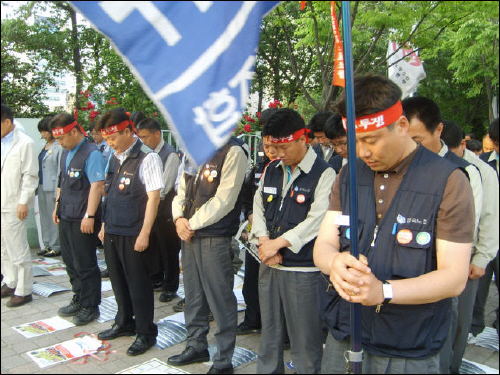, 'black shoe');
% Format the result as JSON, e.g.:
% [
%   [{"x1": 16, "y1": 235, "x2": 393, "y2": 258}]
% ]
[
  {"x1": 160, "y1": 291, "x2": 176, "y2": 302},
  {"x1": 58, "y1": 295, "x2": 81, "y2": 317},
  {"x1": 173, "y1": 298, "x2": 185, "y2": 312},
  {"x1": 98, "y1": 323, "x2": 136, "y2": 340},
  {"x1": 207, "y1": 365, "x2": 234, "y2": 374},
  {"x1": 73, "y1": 307, "x2": 99, "y2": 326},
  {"x1": 167, "y1": 347, "x2": 210, "y2": 366},
  {"x1": 237, "y1": 322, "x2": 261, "y2": 335},
  {"x1": 44, "y1": 248, "x2": 61, "y2": 257},
  {"x1": 37, "y1": 247, "x2": 50, "y2": 256},
  {"x1": 126, "y1": 335, "x2": 156, "y2": 356}
]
